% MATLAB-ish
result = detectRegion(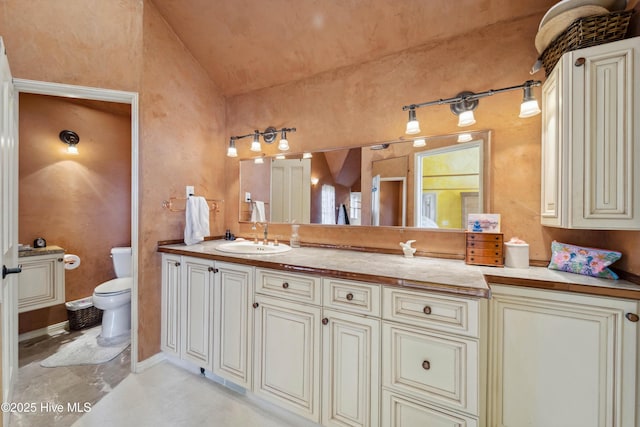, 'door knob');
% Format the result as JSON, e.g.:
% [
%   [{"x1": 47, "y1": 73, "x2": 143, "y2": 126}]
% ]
[{"x1": 2, "y1": 265, "x2": 22, "y2": 279}]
